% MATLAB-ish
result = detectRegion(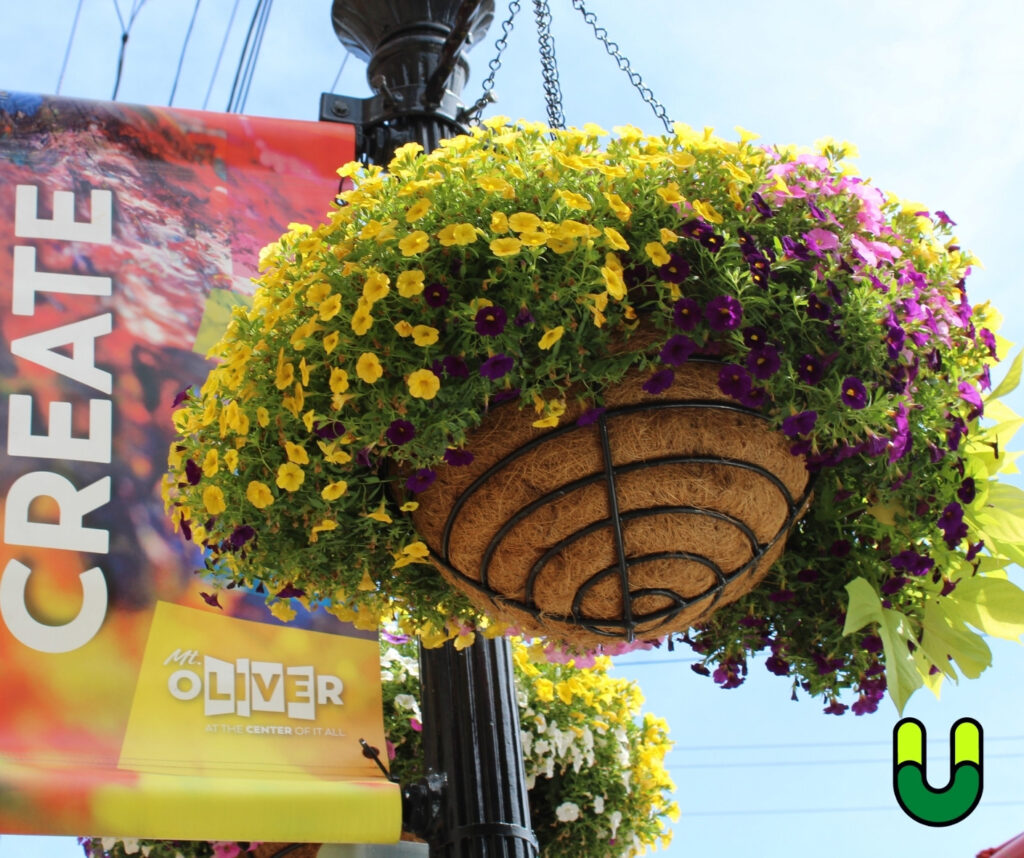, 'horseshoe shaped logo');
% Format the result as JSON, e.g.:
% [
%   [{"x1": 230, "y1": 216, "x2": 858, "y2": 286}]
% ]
[{"x1": 893, "y1": 717, "x2": 983, "y2": 826}]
